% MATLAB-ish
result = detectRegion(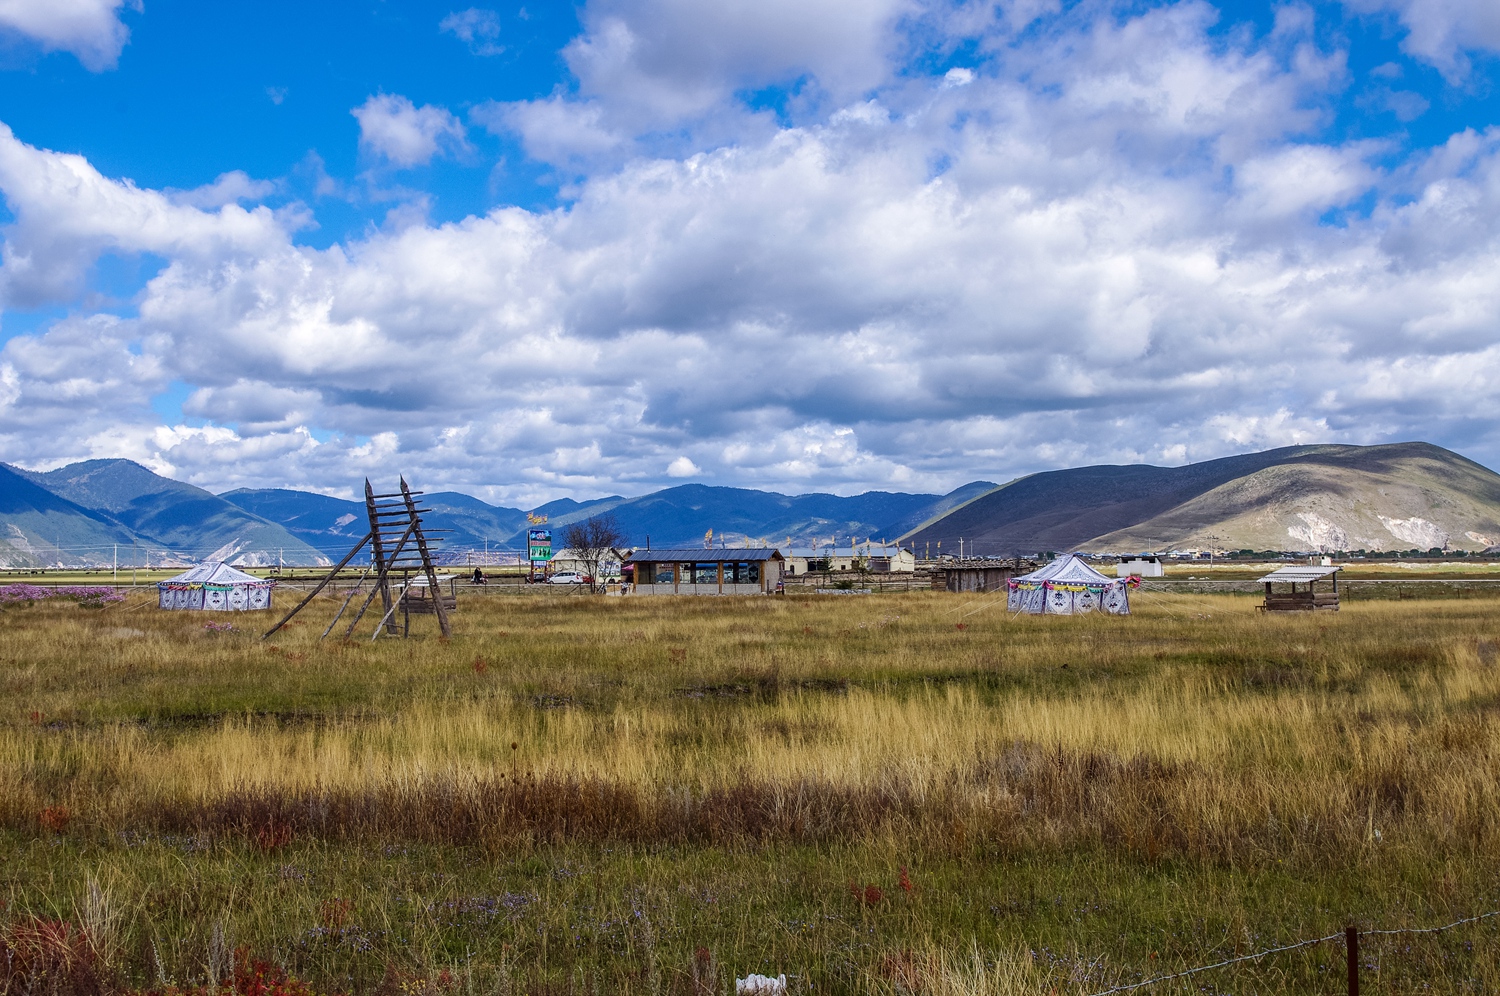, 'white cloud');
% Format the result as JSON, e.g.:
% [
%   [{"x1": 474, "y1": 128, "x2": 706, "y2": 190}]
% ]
[
  {"x1": 0, "y1": 0, "x2": 132, "y2": 71},
  {"x1": 1233, "y1": 144, "x2": 1378, "y2": 218},
  {"x1": 941, "y1": 67, "x2": 975, "y2": 88},
  {"x1": 3, "y1": 4, "x2": 1500, "y2": 501},
  {"x1": 440, "y1": 8, "x2": 503, "y2": 55},
  {"x1": 0, "y1": 123, "x2": 299, "y2": 306},
  {"x1": 351, "y1": 94, "x2": 468, "y2": 168},
  {"x1": 1341, "y1": 0, "x2": 1500, "y2": 79},
  {"x1": 496, "y1": 0, "x2": 912, "y2": 163},
  {"x1": 666, "y1": 456, "x2": 701, "y2": 477},
  {"x1": 165, "y1": 171, "x2": 277, "y2": 209},
  {"x1": 475, "y1": 98, "x2": 623, "y2": 166}
]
